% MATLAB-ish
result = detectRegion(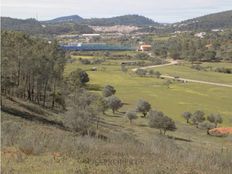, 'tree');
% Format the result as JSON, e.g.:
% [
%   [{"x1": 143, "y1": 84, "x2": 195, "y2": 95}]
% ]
[
  {"x1": 154, "y1": 71, "x2": 161, "y2": 78},
  {"x1": 125, "y1": 110, "x2": 137, "y2": 124},
  {"x1": 135, "y1": 53, "x2": 150, "y2": 60},
  {"x1": 207, "y1": 113, "x2": 223, "y2": 128},
  {"x1": 63, "y1": 106, "x2": 94, "y2": 134},
  {"x1": 106, "y1": 96, "x2": 123, "y2": 113},
  {"x1": 164, "y1": 80, "x2": 172, "y2": 88},
  {"x1": 79, "y1": 71, "x2": 89, "y2": 85},
  {"x1": 66, "y1": 69, "x2": 89, "y2": 91},
  {"x1": 102, "y1": 85, "x2": 116, "y2": 97},
  {"x1": 198, "y1": 121, "x2": 215, "y2": 135},
  {"x1": 191, "y1": 110, "x2": 205, "y2": 127},
  {"x1": 182, "y1": 112, "x2": 192, "y2": 123},
  {"x1": 136, "y1": 100, "x2": 151, "y2": 117},
  {"x1": 95, "y1": 96, "x2": 108, "y2": 114},
  {"x1": 1, "y1": 31, "x2": 66, "y2": 109},
  {"x1": 204, "y1": 51, "x2": 216, "y2": 61},
  {"x1": 169, "y1": 49, "x2": 180, "y2": 59},
  {"x1": 121, "y1": 64, "x2": 128, "y2": 73},
  {"x1": 135, "y1": 69, "x2": 147, "y2": 77},
  {"x1": 148, "y1": 110, "x2": 176, "y2": 135}
]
